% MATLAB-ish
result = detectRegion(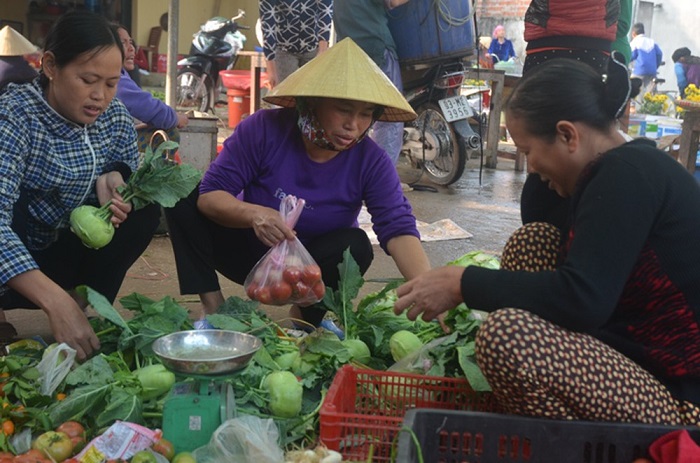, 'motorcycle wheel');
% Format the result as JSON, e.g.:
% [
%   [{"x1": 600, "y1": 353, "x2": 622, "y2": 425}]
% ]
[
  {"x1": 176, "y1": 67, "x2": 215, "y2": 113},
  {"x1": 405, "y1": 102, "x2": 467, "y2": 186}
]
